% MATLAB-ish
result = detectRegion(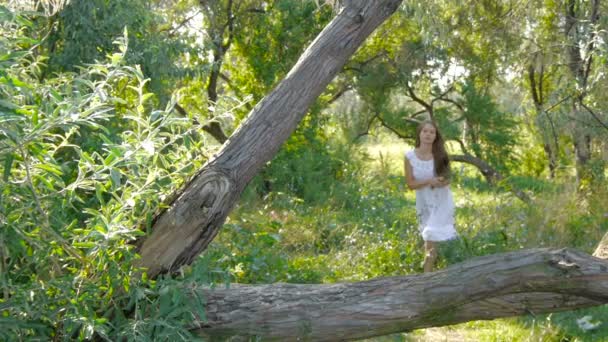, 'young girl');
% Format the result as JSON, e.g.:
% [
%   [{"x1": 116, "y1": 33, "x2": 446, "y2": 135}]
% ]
[{"x1": 404, "y1": 120, "x2": 457, "y2": 272}]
